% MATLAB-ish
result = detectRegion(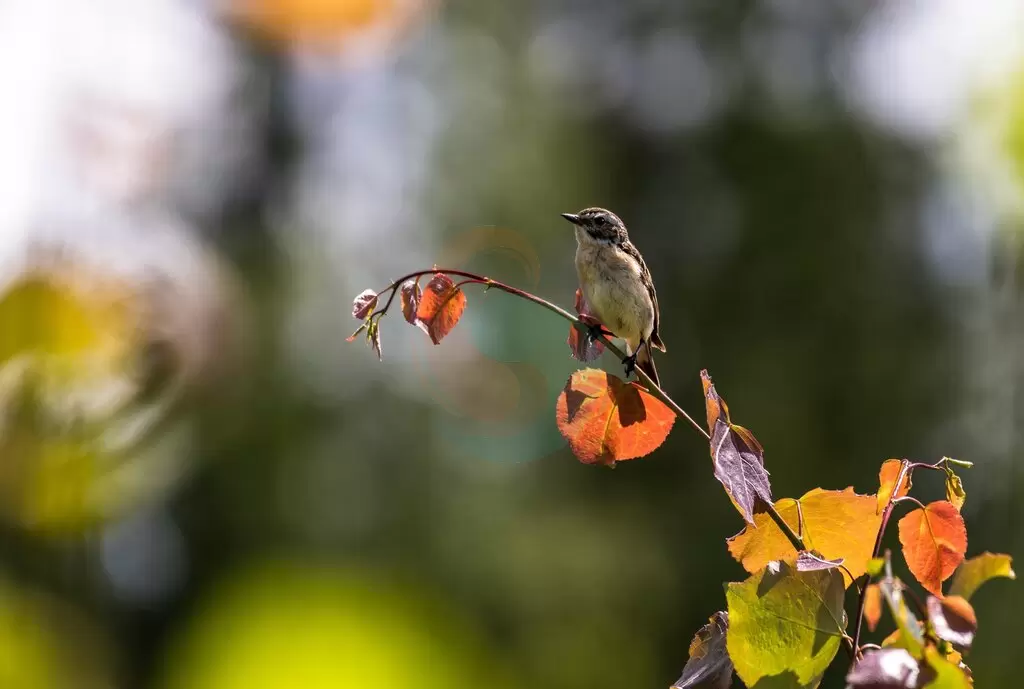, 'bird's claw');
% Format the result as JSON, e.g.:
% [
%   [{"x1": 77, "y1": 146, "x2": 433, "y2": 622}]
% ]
[{"x1": 622, "y1": 352, "x2": 638, "y2": 378}]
